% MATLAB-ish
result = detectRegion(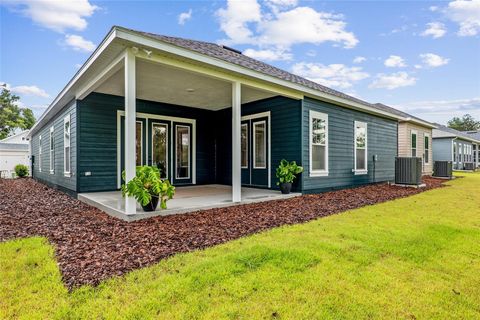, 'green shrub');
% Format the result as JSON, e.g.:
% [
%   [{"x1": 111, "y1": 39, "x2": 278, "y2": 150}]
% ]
[
  {"x1": 276, "y1": 159, "x2": 303, "y2": 185},
  {"x1": 121, "y1": 166, "x2": 175, "y2": 209},
  {"x1": 14, "y1": 164, "x2": 29, "y2": 178}
]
